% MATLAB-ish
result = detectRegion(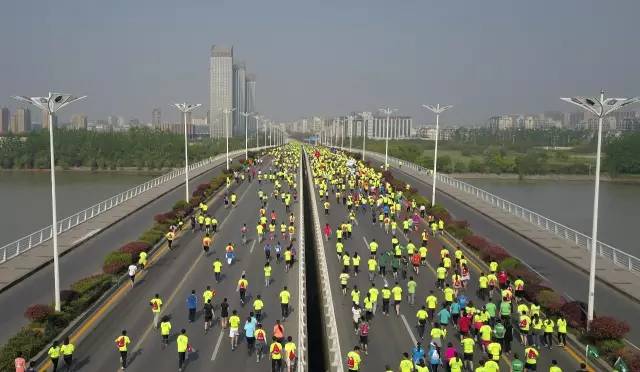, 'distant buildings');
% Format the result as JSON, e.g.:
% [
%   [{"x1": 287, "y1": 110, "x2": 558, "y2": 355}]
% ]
[
  {"x1": 42, "y1": 109, "x2": 58, "y2": 129},
  {"x1": 71, "y1": 114, "x2": 88, "y2": 130},
  {"x1": 416, "y1": 126, "x2": 456, "y2": 141},
  {"x1": 312, "y1": 112, "x2": 413, "y2": 141},
  {"x1": 245, "y1": 73, "x2": 257, "y2": 134},
  {"x1": 233, "y1": 62, "x2": 246, "y2": 136},
  {"x1": 0, "y1": 107, "x2": 9, "y2": 134},
  {"x1": 152, "y1": 108, "x2": 161, "y2": 126},
  {"x1": 10, "y1": 108, "x2": 31, "y2": 133}
]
